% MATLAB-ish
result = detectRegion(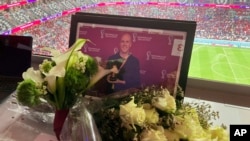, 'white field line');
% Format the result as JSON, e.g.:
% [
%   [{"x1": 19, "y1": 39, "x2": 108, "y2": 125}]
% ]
[{"x1": 222, "y1": 48, "x2": 250, "y2": 83}]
